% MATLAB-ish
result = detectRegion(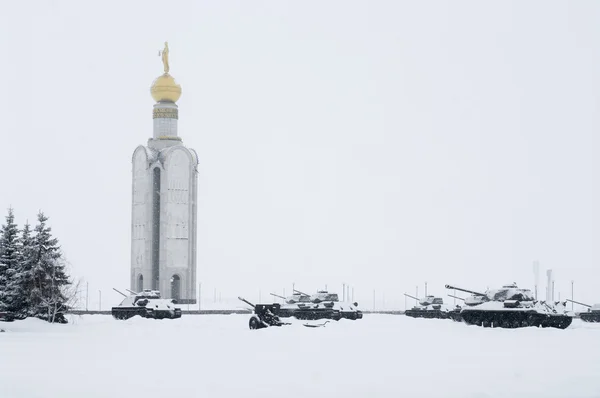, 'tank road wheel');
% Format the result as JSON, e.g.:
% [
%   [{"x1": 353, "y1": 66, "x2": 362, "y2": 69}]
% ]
[
  {"x1": 249, "y1": 316, "x2": 261, "y2": 330},
  {"x1": 481, "y1": 317, "x2": 491, "y2": 328}
]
